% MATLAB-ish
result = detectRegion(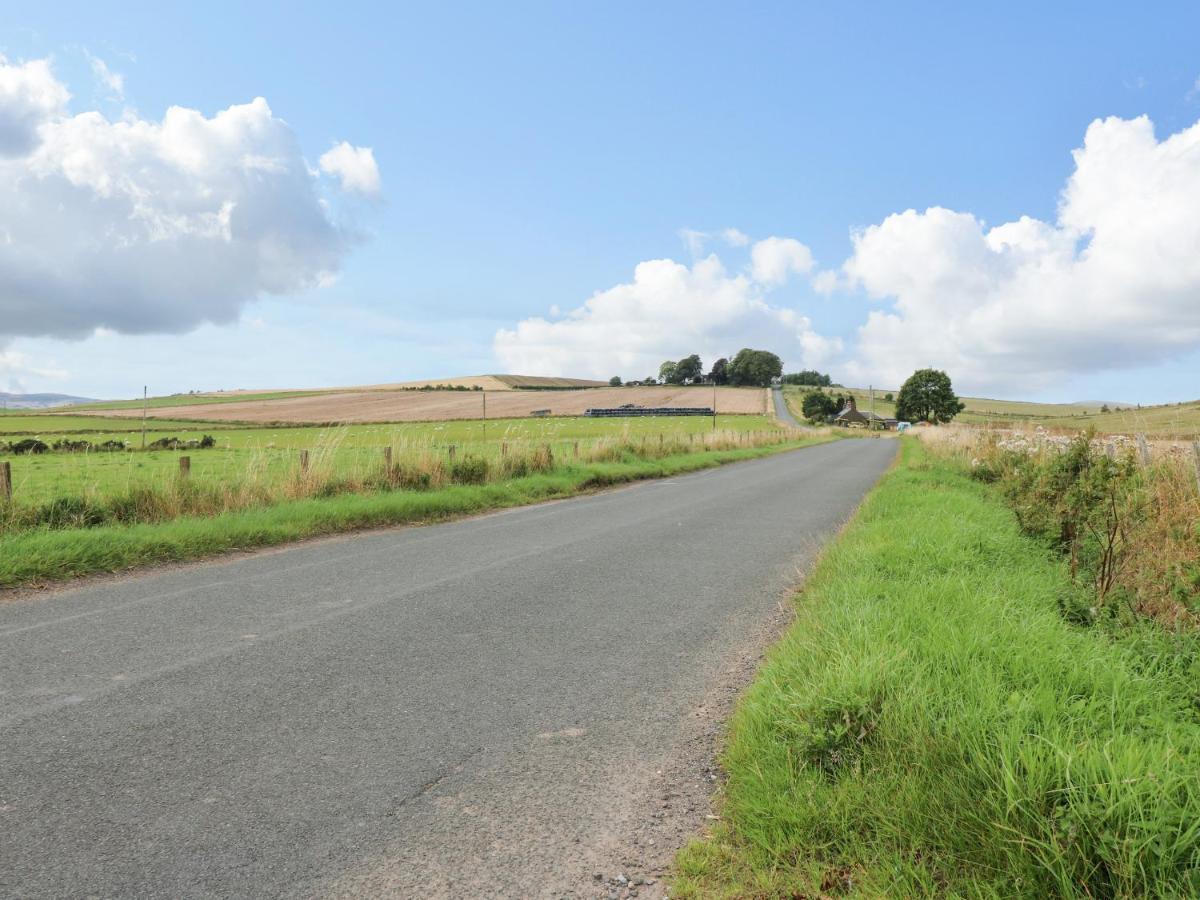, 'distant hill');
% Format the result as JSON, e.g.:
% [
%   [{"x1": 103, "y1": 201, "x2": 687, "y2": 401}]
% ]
[{"x1": 0, "y1": 392, "x2": 99, "y2": 410}]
